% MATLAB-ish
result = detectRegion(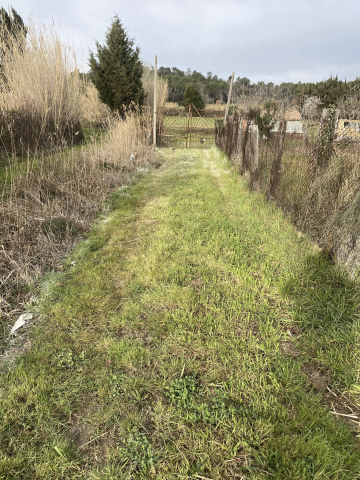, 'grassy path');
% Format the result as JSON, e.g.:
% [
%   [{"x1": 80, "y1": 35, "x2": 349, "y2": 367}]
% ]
[{"x1": 1, "y1": 148, "x2": 360, "y2": 479}]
